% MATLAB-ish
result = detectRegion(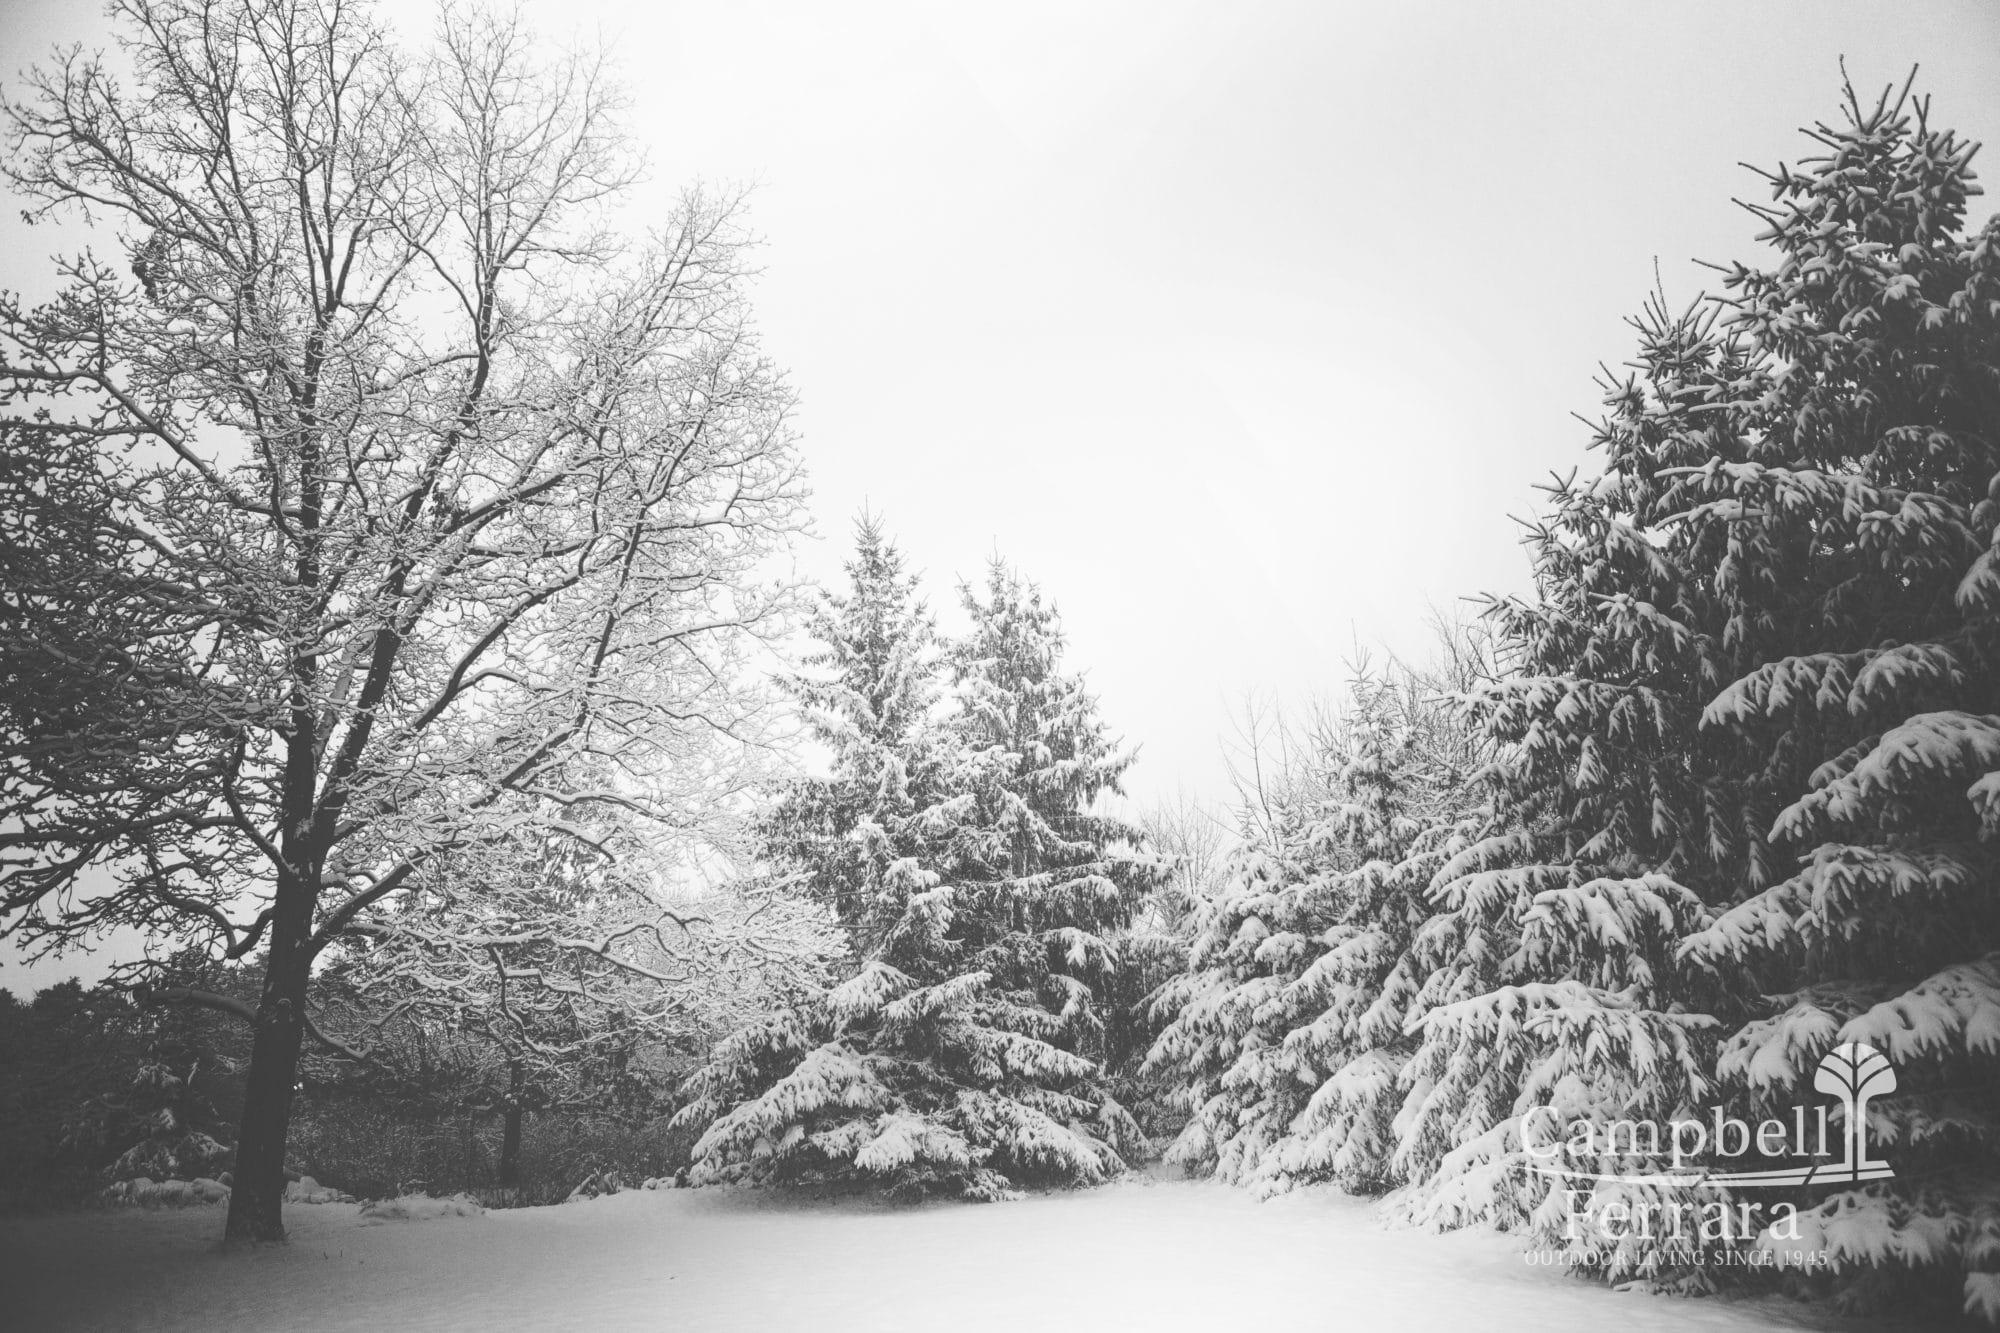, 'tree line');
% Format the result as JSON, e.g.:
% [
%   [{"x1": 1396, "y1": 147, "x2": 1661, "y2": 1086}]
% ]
[{"x1": 1132, "y1": 78, "x2": 2000, "y2": 1321}]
